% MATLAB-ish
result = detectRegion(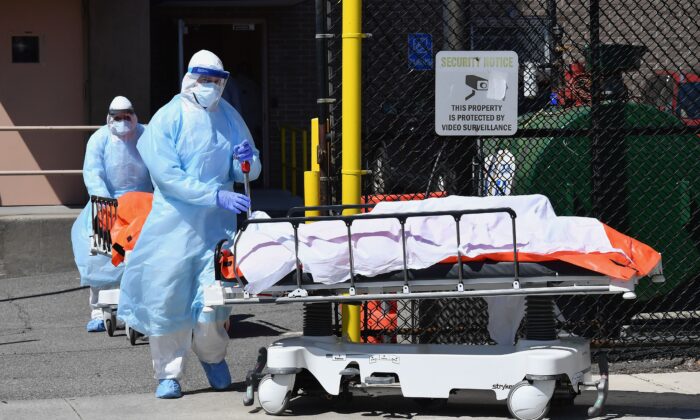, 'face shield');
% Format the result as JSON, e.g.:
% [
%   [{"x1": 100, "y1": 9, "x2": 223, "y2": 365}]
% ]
[{"x1": 181, "y1": 66, "x2": 230, "y2": 110}]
